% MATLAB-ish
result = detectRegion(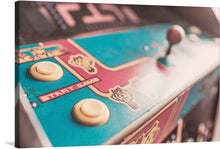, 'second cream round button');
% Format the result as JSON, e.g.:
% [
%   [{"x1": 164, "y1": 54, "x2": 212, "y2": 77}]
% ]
[
  {"x1": 28, "y1": 61, "x2": 64, "y2": 82},
  {"x1": 72, "y1": 99, "x2": 110, "y2": 126}
]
